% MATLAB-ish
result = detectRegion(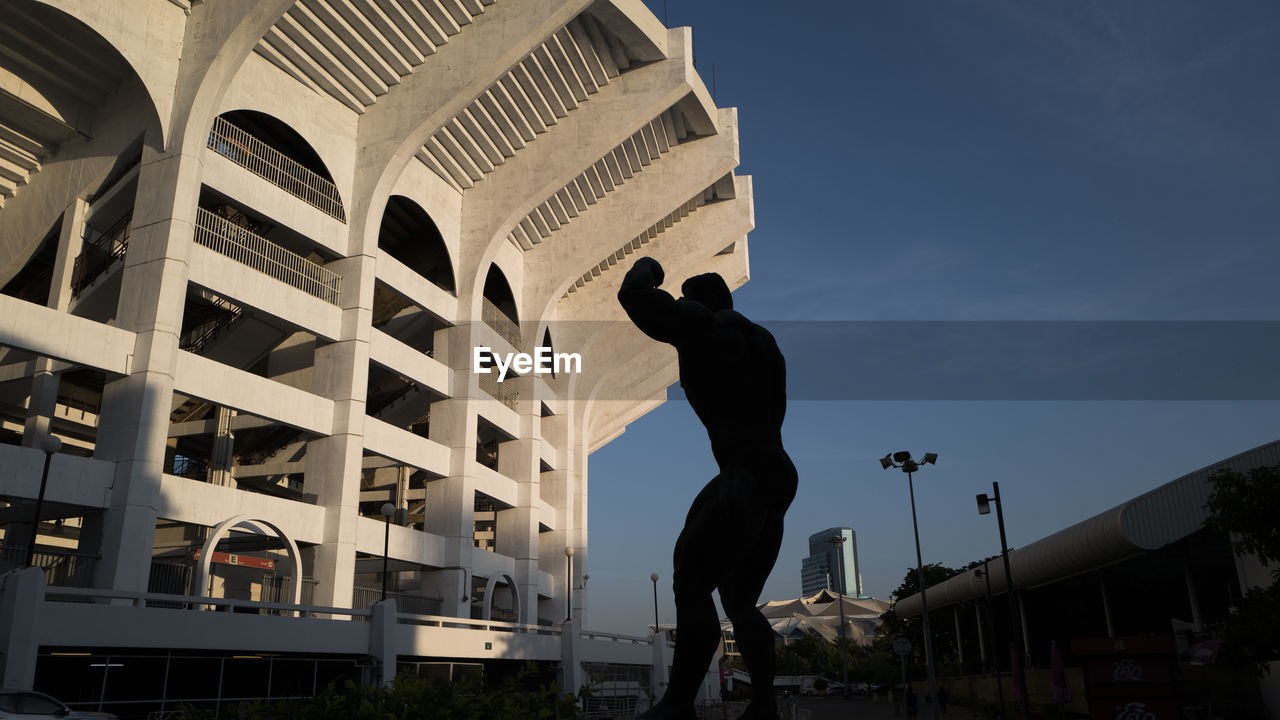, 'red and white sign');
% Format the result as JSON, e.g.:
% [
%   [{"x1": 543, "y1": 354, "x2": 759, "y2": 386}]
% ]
[{"x1": 190, "y1": 549, "x2": 275, "y2": 570}]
